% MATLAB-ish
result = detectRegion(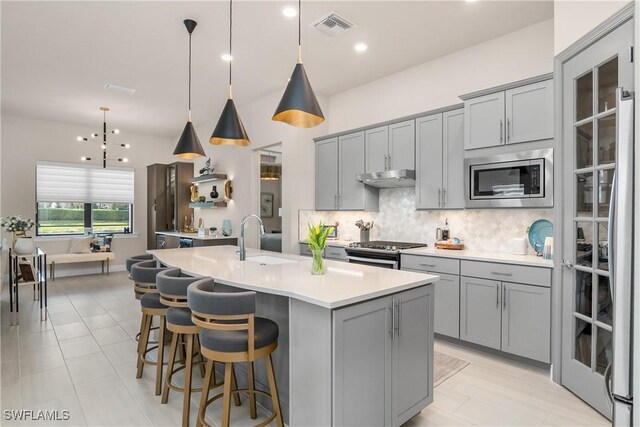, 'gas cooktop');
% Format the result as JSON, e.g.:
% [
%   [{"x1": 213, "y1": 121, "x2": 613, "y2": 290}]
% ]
[{"x1": 347, "y1": 241, "x2": 428, "y2": 252}]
